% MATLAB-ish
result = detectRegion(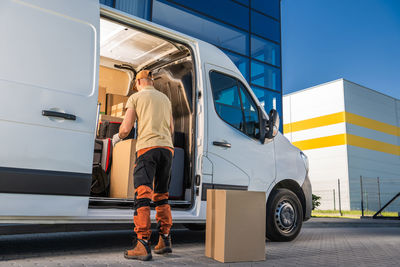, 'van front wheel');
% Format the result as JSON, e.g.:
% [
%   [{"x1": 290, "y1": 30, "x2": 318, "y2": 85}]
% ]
[{"x1": 266, "y1": 188, "x2": 303, "y2": 242}]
